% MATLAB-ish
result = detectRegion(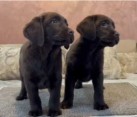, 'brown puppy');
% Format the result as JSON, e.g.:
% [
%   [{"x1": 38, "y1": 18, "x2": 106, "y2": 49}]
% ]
[
  {"x1": 61, "y1": 15, "x2": 119, "y2": 110},
  {"x1": 16, "y1": 12, "x2": 74, "y2": 116}
]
